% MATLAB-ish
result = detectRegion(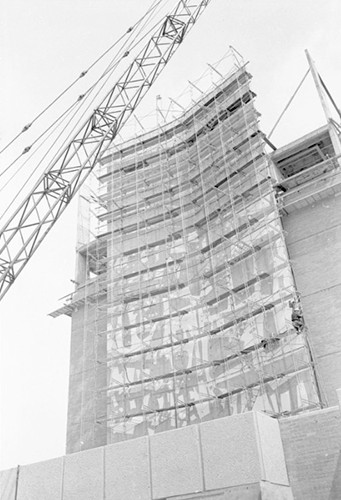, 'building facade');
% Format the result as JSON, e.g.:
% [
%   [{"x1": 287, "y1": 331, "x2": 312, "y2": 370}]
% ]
[
  {"x1": 48, "y1": 64, "x2": 341, "y2": 454},
  {"x1": 3, "y1": 62, "x2": 340, "y2": 500}
]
